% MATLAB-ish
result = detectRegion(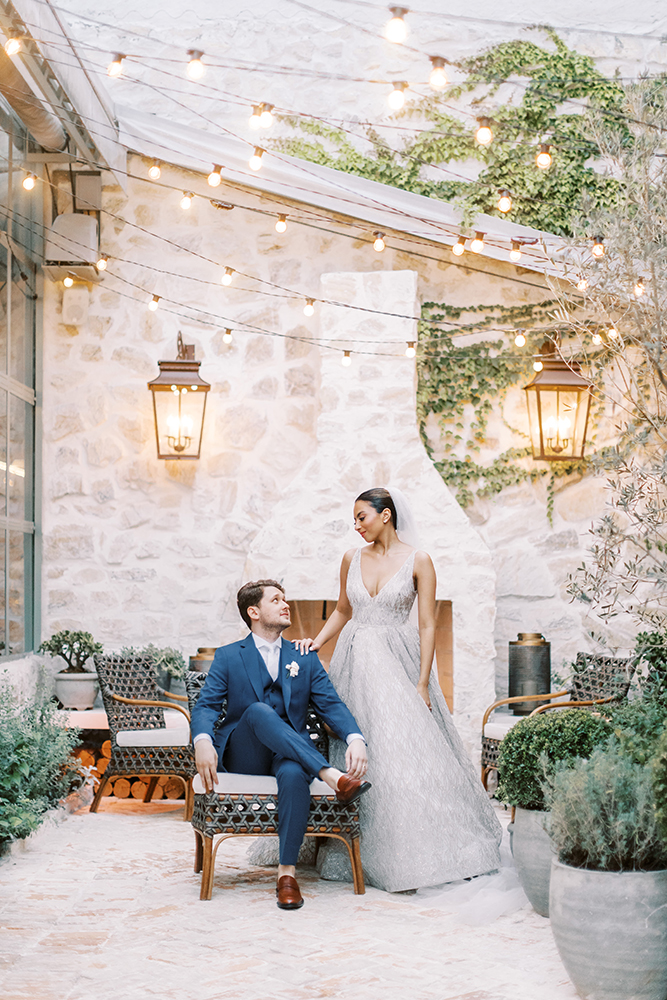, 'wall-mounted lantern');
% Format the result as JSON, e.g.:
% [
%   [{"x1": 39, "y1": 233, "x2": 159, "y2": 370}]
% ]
[
  {"x1": 523, "y1": 342, "x2": 592, "y2": 461},
  {"x1": 147, "y1": 333, "x2": 210, "y2": 460}
]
